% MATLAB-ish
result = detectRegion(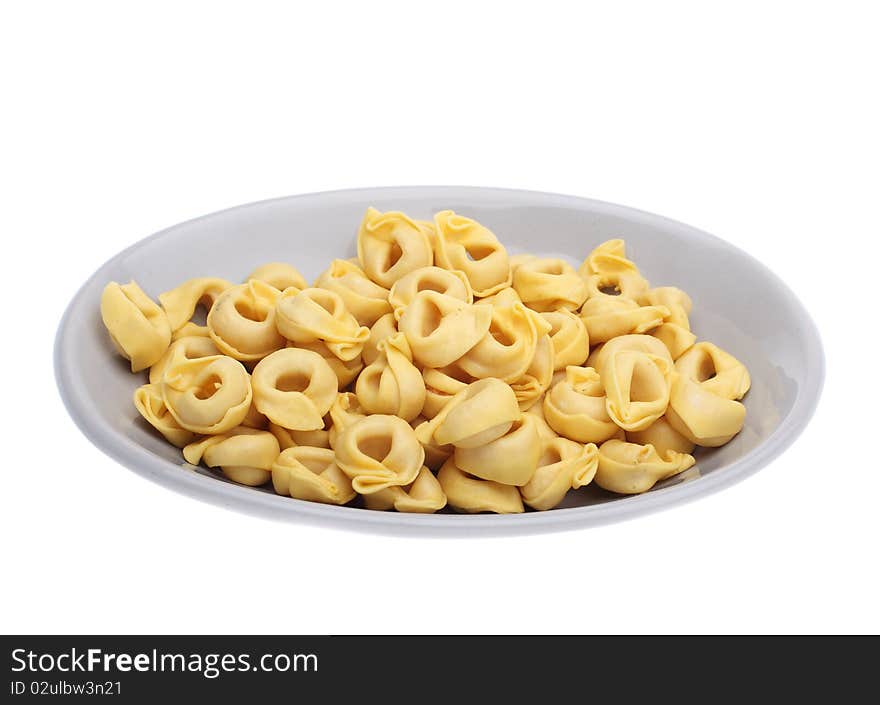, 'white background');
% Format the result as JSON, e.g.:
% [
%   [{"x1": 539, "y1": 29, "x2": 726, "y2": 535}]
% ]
[{"x1": 1, "y1": 1, "x2": 877, "y2": 634}]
